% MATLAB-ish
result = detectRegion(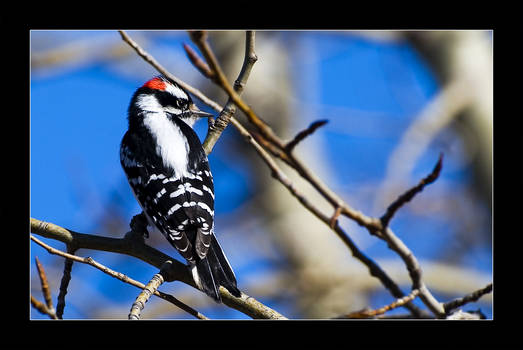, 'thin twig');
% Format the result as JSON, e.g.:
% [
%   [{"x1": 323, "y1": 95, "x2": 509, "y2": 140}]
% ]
[
  {"x1": 380, "y1": 153, "x2": 444, "y2": 229},
  {"x1": 341, "y1": 289, "x2": 420, "y2": 319},
  {"x1": 374, "y1": 154, "x2": 446, "y2": 317},
  {"x1": 189, "y1": 30, "x2": 284, "y2": 151},
  {"x1": 375, "y1": 78, "x2": 471, "y2": 214},
  {"x1": 34, "y1": 256, "x2": 54, "y2": 313},
  {"x1": 201, "y1": 31, "x2": 258, "y2": 155},
  {"x1": 183, "y1": 43, "x2": 215, "y2": 81},
  {"x1": 285, "y1": 120, "x2": 328, "y2": 153},
  {"x1": 32, "y1": 256, "x2": 58, "y2": 319},
  {"x1": 380, "y1": 227, "x2": 446, "y2": 317},
  {"x1": 329, "y1": 206, "x2": 342, "y2": 229},
  {"x1": 129, "y1": 262, "x2": 173, "y2": 320},
  {"x1": 31, "y1": 235, "x2": 209, "y2": 320},
  {"x1": 56, "y1": 245, "x2": 76, "y2": 319},
  {"x1": 31, "y1": 295, "x2": 58, "y2": 320},
  {"x1": 128, "y1": 261, "x2": 185, "y2": 320},
  {"x1": 443, "y1": 283, "x2": 493, "y2": 315}
]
